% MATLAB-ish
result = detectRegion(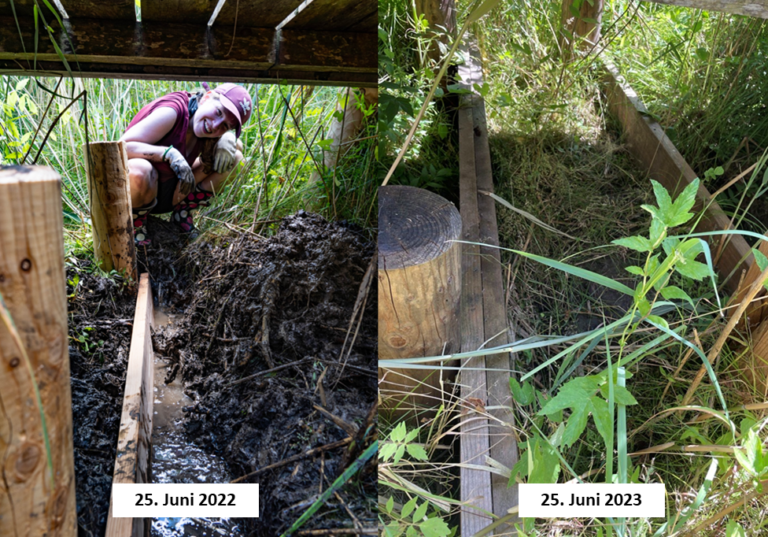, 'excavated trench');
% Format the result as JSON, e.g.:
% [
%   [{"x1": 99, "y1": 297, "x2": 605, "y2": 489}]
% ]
[{"x1": 68, "y1": 212, "x2": 377, "y2": 536}]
